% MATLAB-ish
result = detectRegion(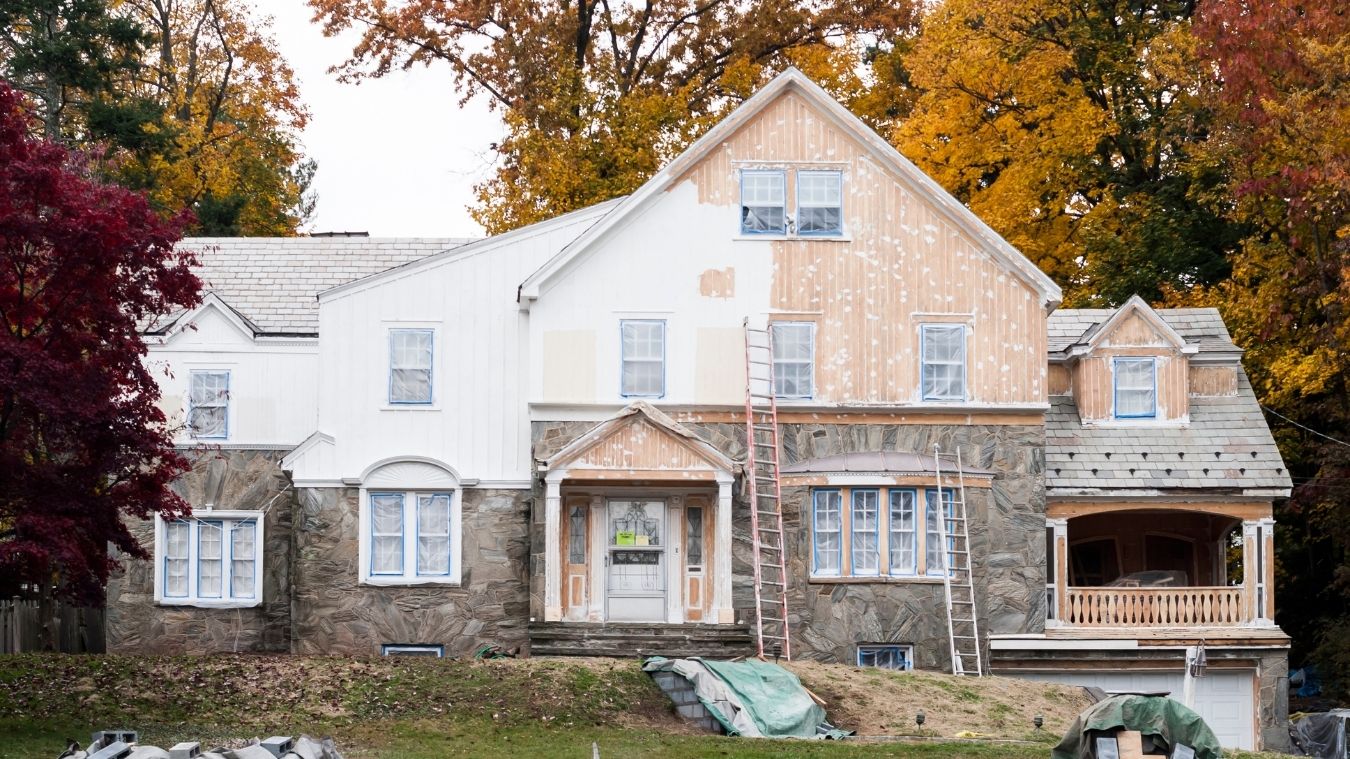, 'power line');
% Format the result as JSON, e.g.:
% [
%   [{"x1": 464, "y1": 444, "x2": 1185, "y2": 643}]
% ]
[{"x1": 1261, "y1": 405, "x2": 1350, "y2": 449}]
